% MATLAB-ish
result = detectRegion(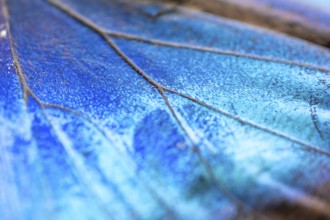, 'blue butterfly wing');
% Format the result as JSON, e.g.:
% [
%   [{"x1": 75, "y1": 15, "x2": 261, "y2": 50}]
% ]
[{"x1": 1, "y1": 0, "x2": 330, "y2": 219}]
